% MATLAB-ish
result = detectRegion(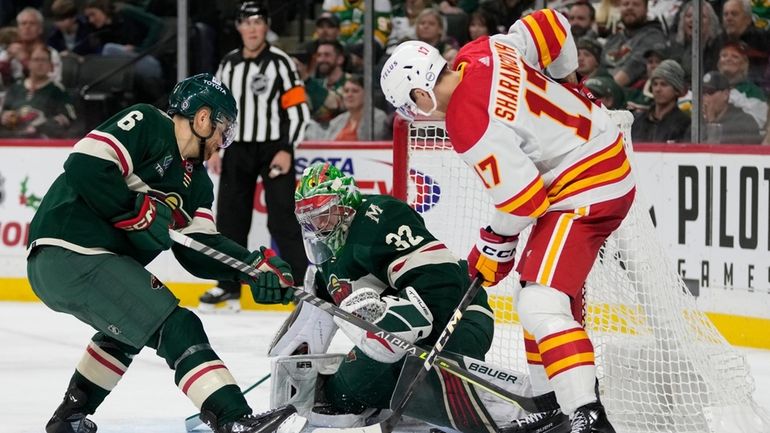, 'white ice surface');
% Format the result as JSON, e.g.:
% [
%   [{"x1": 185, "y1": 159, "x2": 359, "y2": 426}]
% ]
[{"x1": 1, "y1": 302, "x2": 769, "y2": 433}]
